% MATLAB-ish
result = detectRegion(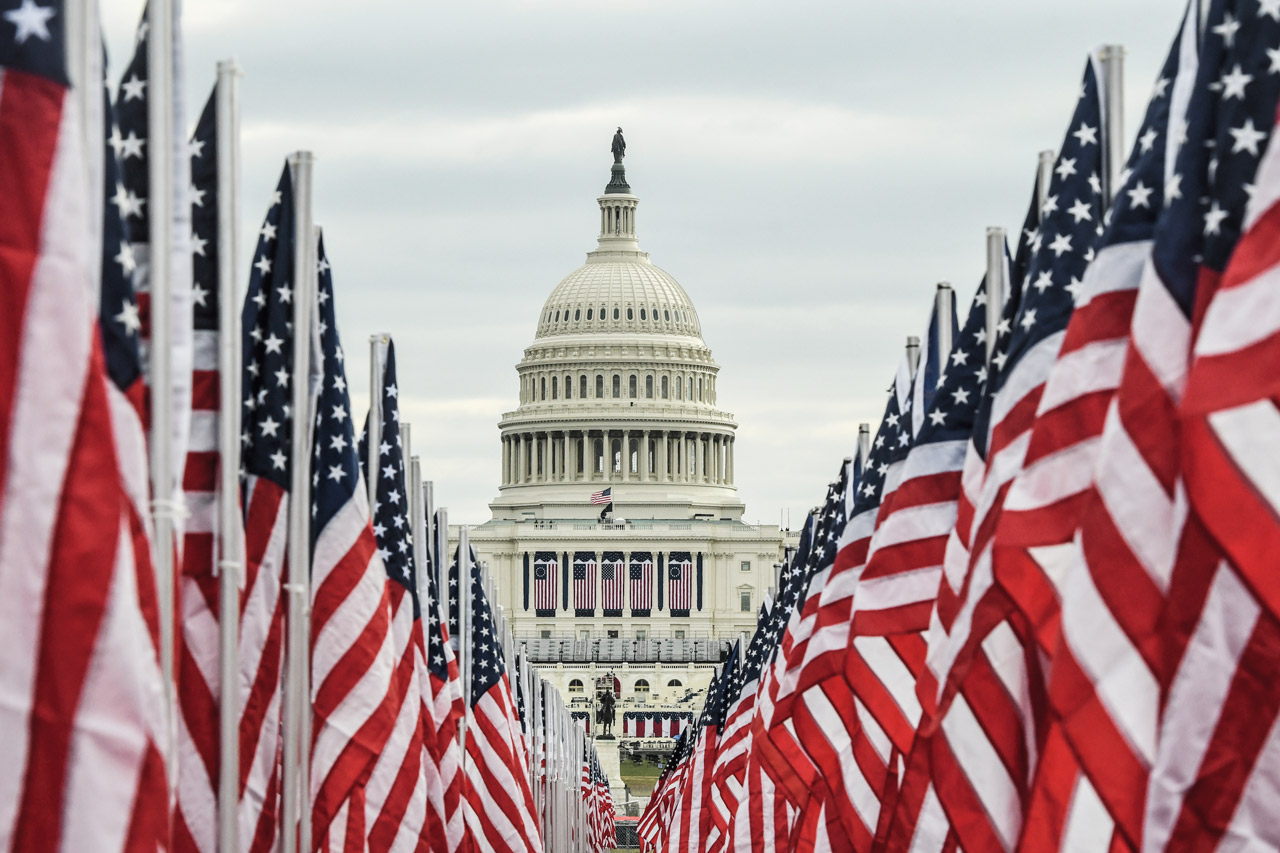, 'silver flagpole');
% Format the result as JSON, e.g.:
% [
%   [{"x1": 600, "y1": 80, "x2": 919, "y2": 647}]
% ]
[
  {"x1": 1101, "y1": 44, "x2": 1126, "y2": 205},
  {"x1": 215, "y1": 57, "x2": 244, "y2": 853},
  {"x1": 146, "y1": 0, "x2": 178, "y2": 776},
  {"x1": 985, "y1": 227, "x2": 1007, "y2": 366},
  {"x1": 1037, "y1": 150, "x2": 1056, "y2": 215},
  {"x1": 935, "y1": 283, "x2": 954, "y2": 367},
  {"x1": 367, "y1": 333, "x2": 388, "y2": 509},
  {"x1": 458, "y1": 525, "x2": 472, "y2": 759},
  {"x1": 411, "y1": 459, "x2": 426, "y2": 605},
  {"x1": 905, "y1": 336, "x2": 921, "y2": 378},
  {"x1": 857, "y1": 423, "x2": 871, "y2": 468},
  {"x1": 281, "y1": 151, "x2": 317, "y2": 853},
  {"x1": 423, "y1": 480, "x2": 435, "y2": 593},
  {"x1": 400, "y1": 422, "x2": 412, "y2": 528}
]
